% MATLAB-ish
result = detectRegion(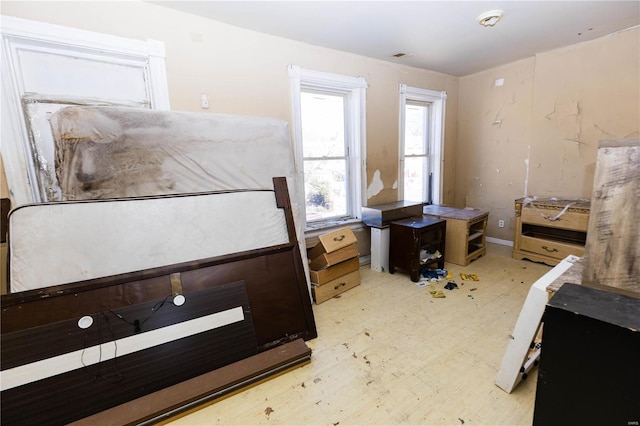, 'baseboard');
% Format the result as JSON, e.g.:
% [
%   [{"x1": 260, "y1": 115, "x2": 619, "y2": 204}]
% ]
[
  {"x1": 359, "y1": 255, "x2": 371, "y2": 266},
  {"x1": 486, "y1": 237, "x2": 514, "y2": 247}
]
